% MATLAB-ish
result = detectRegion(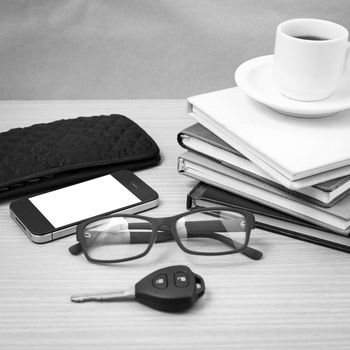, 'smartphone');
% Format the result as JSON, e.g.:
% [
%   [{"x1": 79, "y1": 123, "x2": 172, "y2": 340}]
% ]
[{"x1": 10, "y1": 170, "x2": 159, "y2": 243}]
